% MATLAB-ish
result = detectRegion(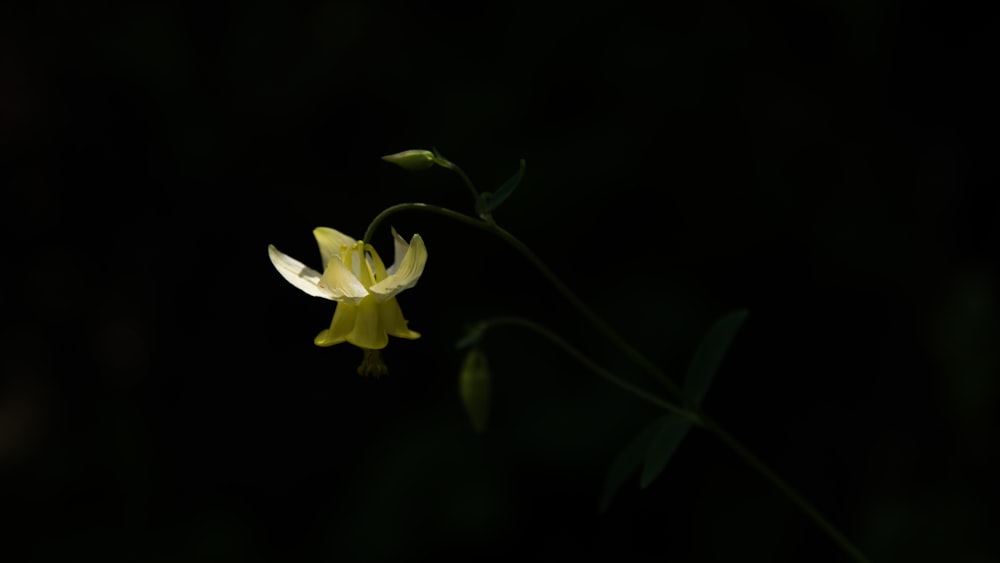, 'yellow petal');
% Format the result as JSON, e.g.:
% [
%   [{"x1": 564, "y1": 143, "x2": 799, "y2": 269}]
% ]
[
  {"x1": 313, "y1": 227, "x2": 356, "y2": 270},
  {"x1": 386, "y1": 227, "x2": 409, "y2": 276},
  {"x1": 379, "y1": 297, "x2": 420, "y2": 340},
  {"x1": 268, "y1": 245, "x2": 336, "y2": 300},
  {"x1": 314, "y1": 302, "x2": 356, "y2": 346},
  {"x1": 369, "y1": 234, "x2": 427, "y2": 302},
  {"x1": 345, "y1": 296, "x2": 388, "y2": 350},
  {"x1": 318, "y1": 254, "x2": 369, "y2": 304}
]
